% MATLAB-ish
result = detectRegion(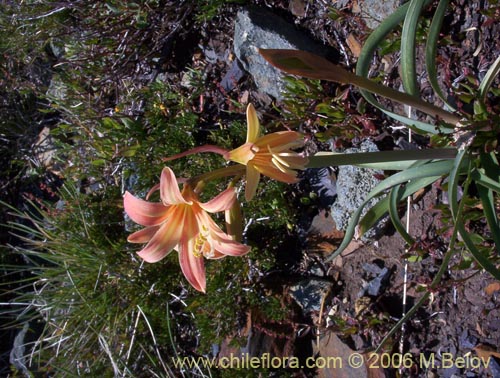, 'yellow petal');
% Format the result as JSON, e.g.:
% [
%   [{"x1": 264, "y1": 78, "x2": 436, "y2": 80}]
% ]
[
  {"x1": 227, "y1": 142, "x2": 256, "y2": 165},
  {"x1": 245, "y1": 164, "x2": 261, "y2": 201},
  {"x1": 254, "y1": 162, "x2": 299, "y2": 183},
  {"x1": 254, "y1": 131, "x2": 303, "y2": 149},
  {"x1": 246, "y1": 103, "x2": 260, "y2": 143}
]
